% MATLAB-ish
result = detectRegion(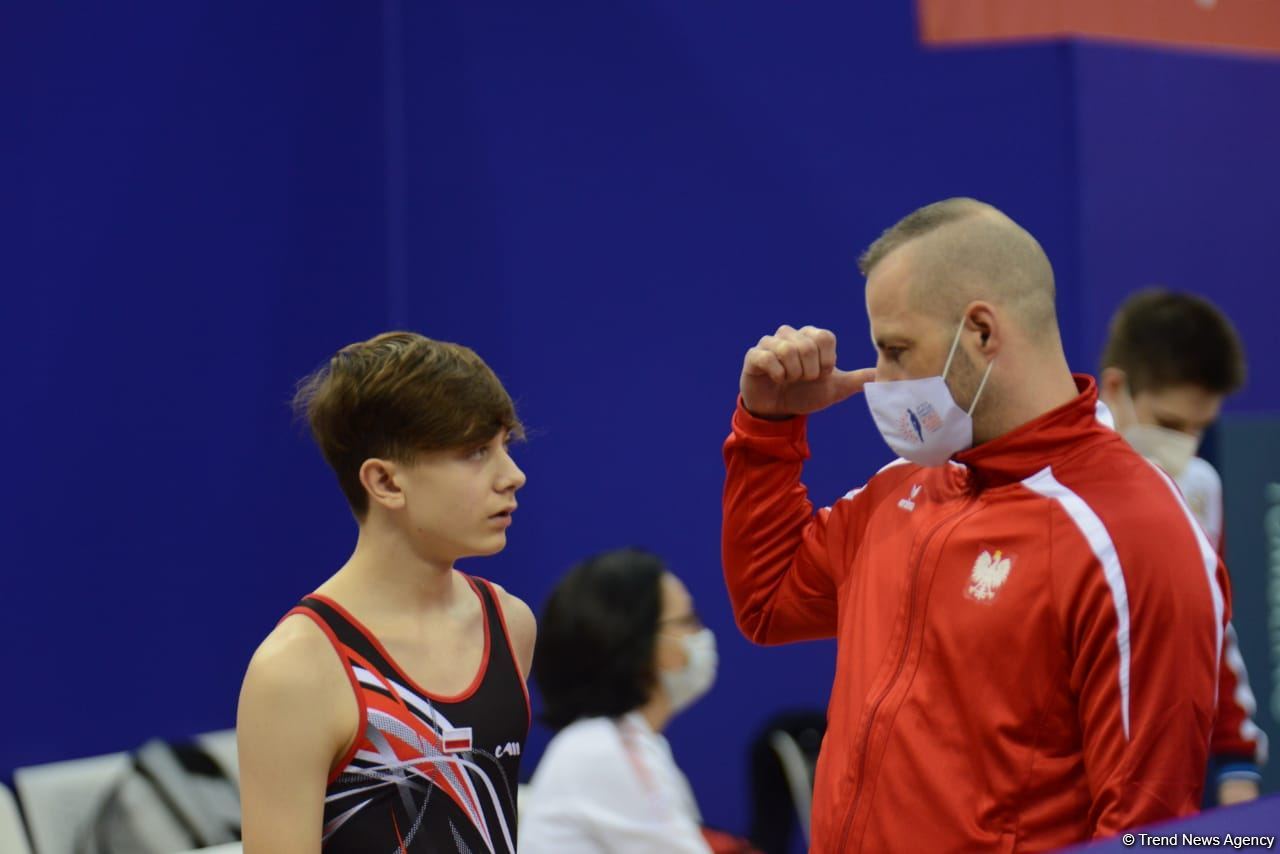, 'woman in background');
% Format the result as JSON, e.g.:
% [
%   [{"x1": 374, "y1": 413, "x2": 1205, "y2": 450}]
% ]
[{"x1": 522, "y1": 548, "x2": 743, "y2": 854}]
